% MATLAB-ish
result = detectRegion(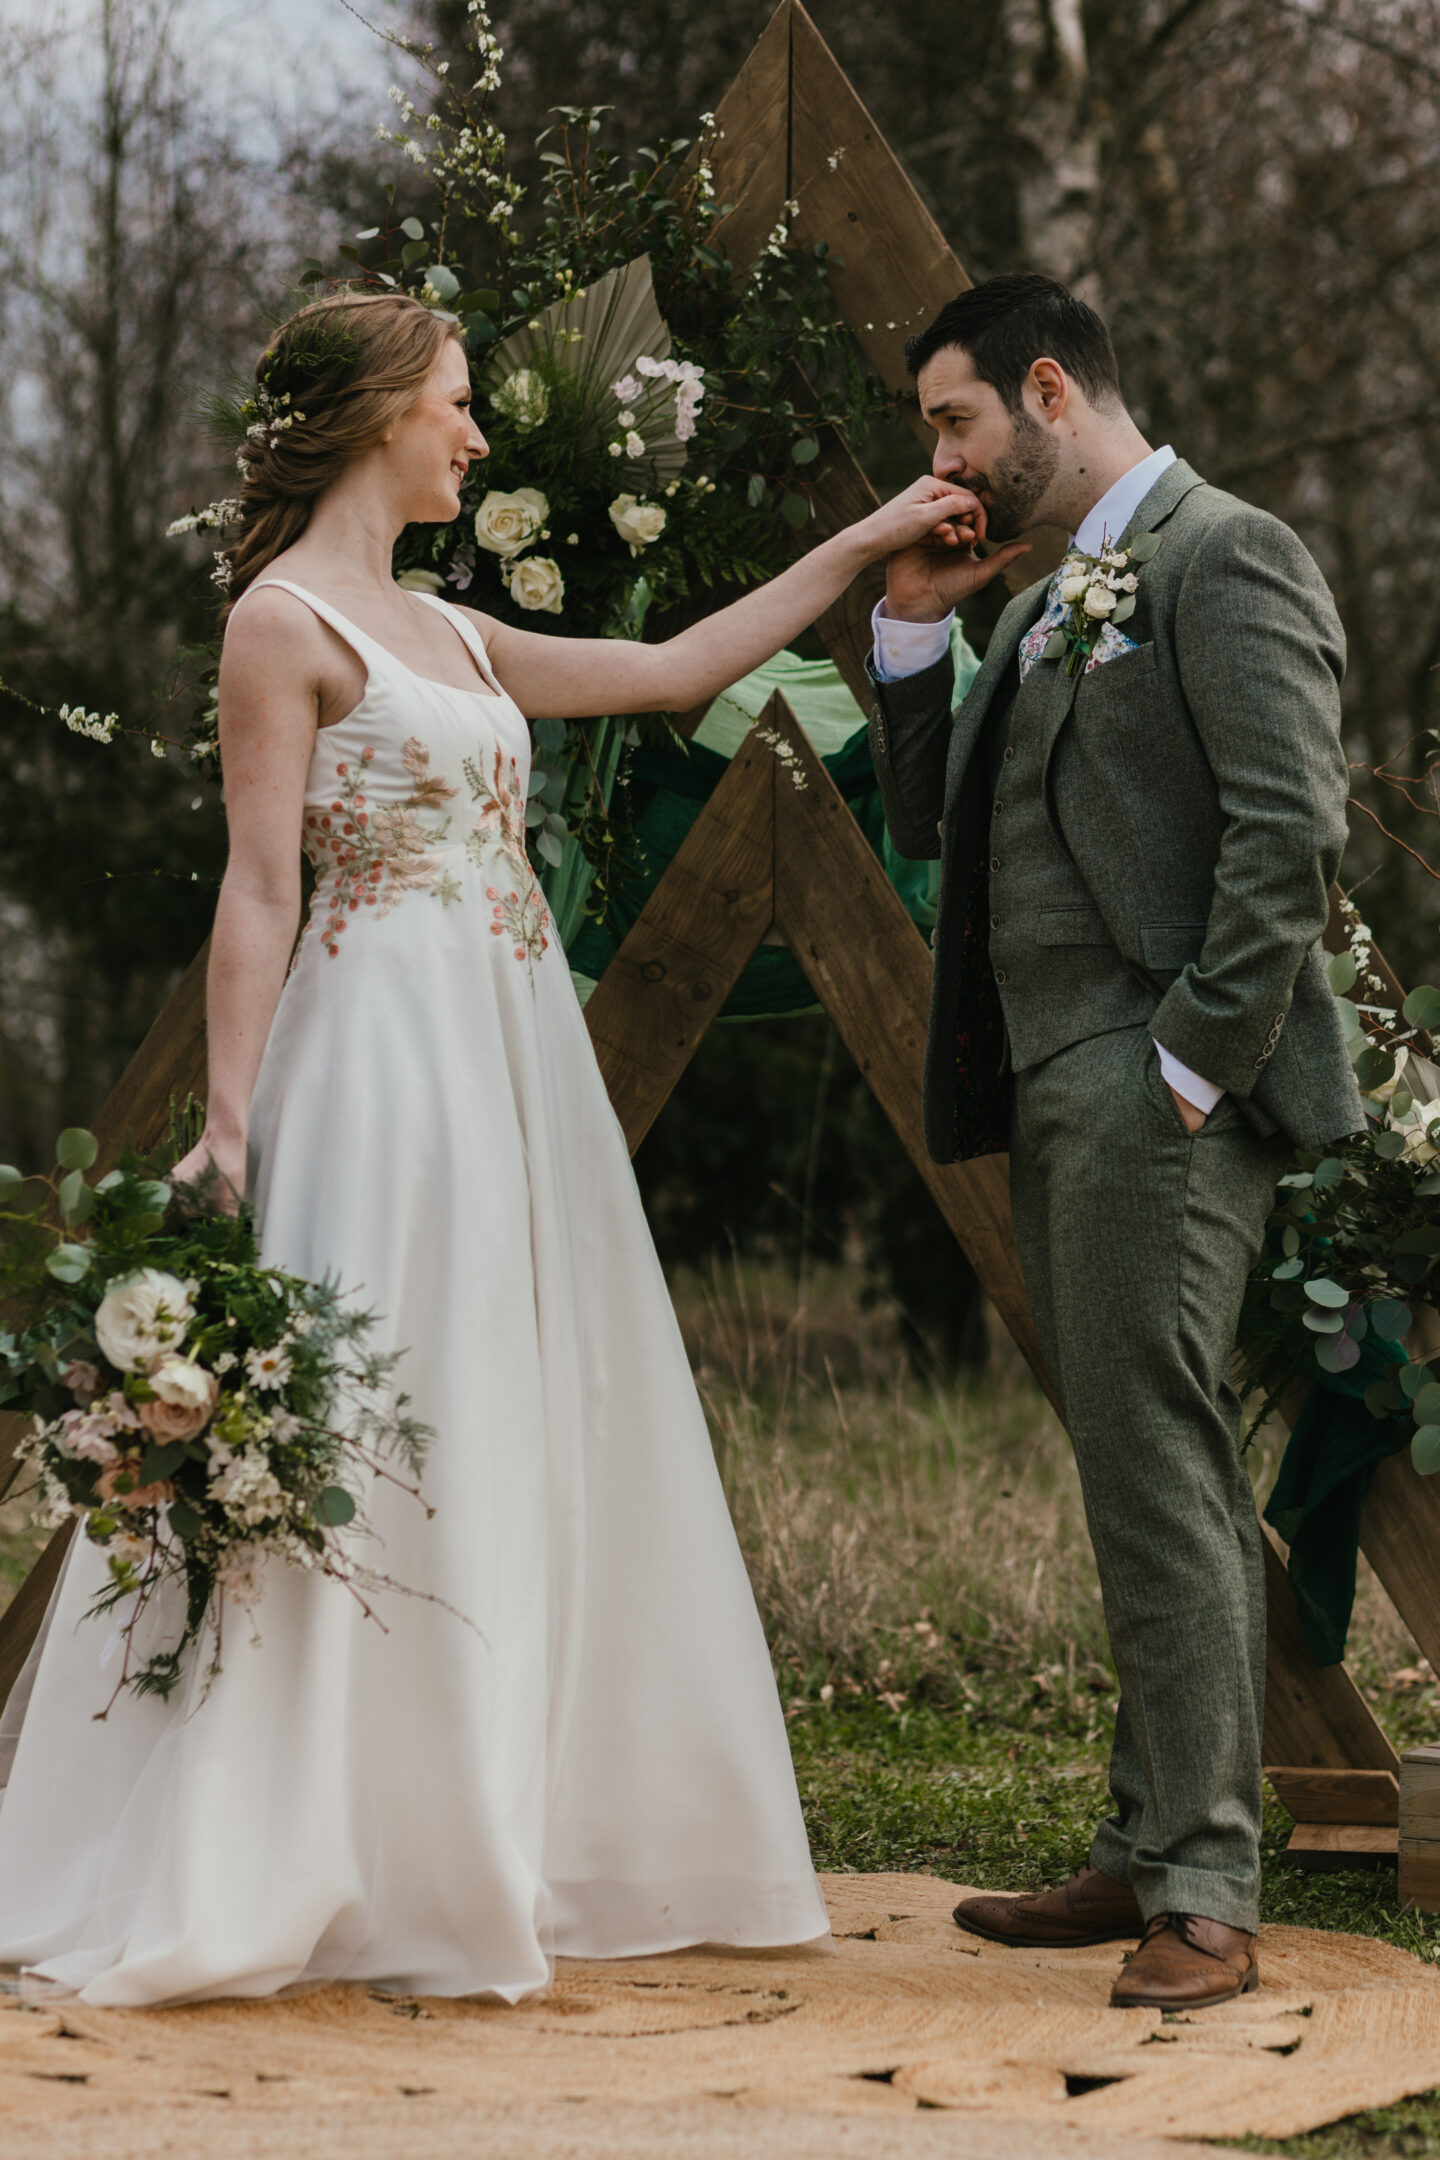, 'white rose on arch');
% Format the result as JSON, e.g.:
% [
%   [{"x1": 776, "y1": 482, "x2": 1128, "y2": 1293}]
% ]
[
  {"x1": 94, "y1": 1270, "x2": 196, "y2": 1373},
  {"x1": 608, "y1": 494, "x2": 668, "y2": 555},
  {"x1": 474, "y1": 487, "x2": 549, "y2": 560},
  {"x1": 508, "y1": 555, "x2": 565, "y2": 614}
]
